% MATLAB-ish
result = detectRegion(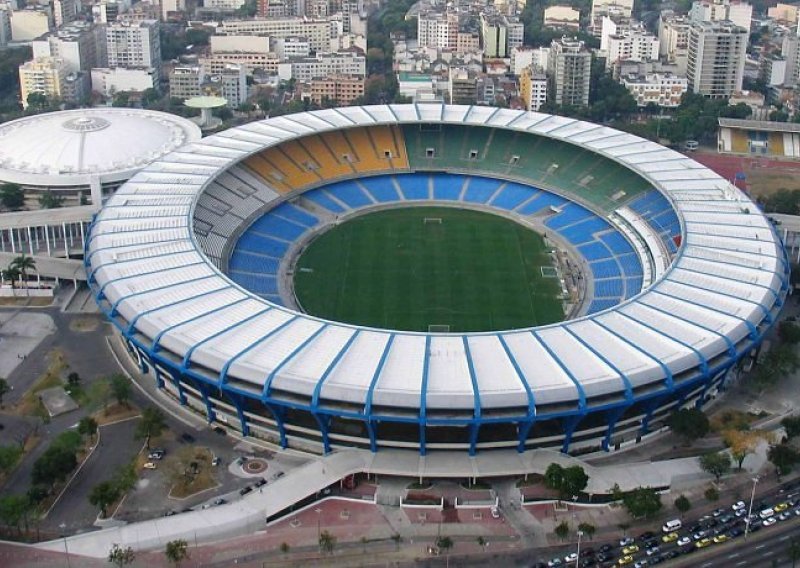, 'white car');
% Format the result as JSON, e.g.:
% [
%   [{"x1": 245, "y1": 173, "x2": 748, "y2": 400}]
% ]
[
  {"x1": 490, "y1": 506, "x2": 500, "y2": 519},
  {"x1": 564, "y1": 553, "x2": 578, "y2": 563},
  {"x1": 646, "y1": 546, "x2": 660, "y2": 557},
  {"x1": 143, "y1": 462, "x2": 157, "y2": 470},
  {"x1": 677, "y1": 537, "x2": 692, "y2": 547},
  {"x1": 763, "y1": 517, "x2": 777, "y2": 527},
  {"x1": 732, "y1": 501, "x2": 746, "y2": 511},
  {"x1": 620, "y1": 536, "x2": 635, "y2": 547}
]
